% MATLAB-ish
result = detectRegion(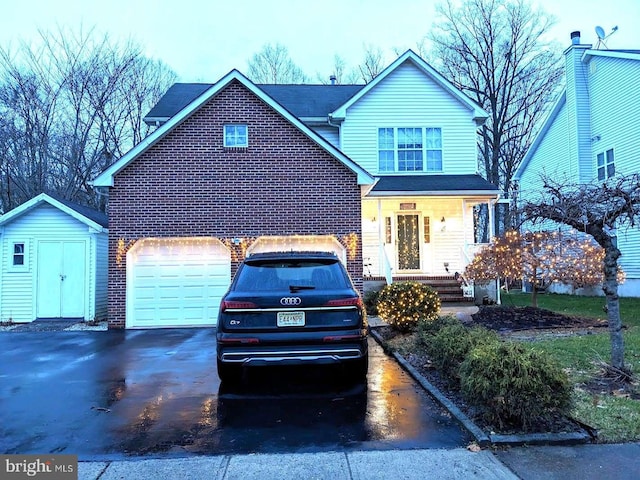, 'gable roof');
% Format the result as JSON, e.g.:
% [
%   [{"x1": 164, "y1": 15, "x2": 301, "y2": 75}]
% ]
[
  {"x1": 0, "y1": 193, "x2": 108, "y2": 231},
  {"x1": 330, "y1": 50, "x2": 489, "y2": 124},
  {"x1": 93, "y1": 70, "x2": 374, "y2": 187},
  {"x1": 369, "y1": 175, "x2": 499, "y2": 197},
  {"x1": 144, "y1": 84, "x2": 364, "y2": 124}
]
